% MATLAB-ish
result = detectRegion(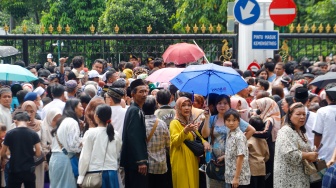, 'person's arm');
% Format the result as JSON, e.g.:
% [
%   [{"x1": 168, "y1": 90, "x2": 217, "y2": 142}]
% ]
[
  {"x1": 34, "y1": 142, "x2": 41, "y2": 157},
  {"x1": 0, "y1": 145, "x2": 8, "y2": 160},
  {"x1": 253, "y1": 121, "x2": 272, "y2": 139},
  {"x1": 312, "y1": 110, "x2": 323, "y2": 148},
  {"x1": 170, "y1": 120, "x2": 195, "y2": 147},
  {"x1": 327, "y1": 148, "x2": 336, "y2": 168},
  {"x1": 314, "y1": 133, "x2": 322, "y2": 148},
  {"x1": 244, "y1": 125, "x2": 255, "y2": 139},
  {"x1": 77, "y1": 132, "x2": 93, "y2": 185},
  {"x1": 201, "y1": 116, "x2": 211, "y2": 138},
  {"x1": 67, "y1": 119, "x2": 83, "y2": 153},
  {"x1": 232, "y1": 155, "x2": 244, "y2": 188}
]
